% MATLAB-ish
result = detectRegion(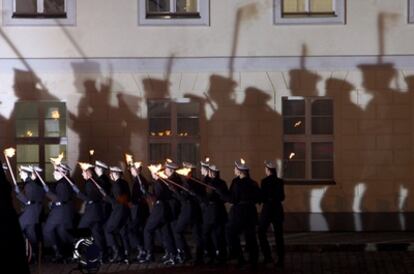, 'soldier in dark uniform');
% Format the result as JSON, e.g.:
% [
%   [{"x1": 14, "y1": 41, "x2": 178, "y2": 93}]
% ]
[
  {"x1": 173, "y1": 162, "x2": 204, "y2": 264},
  {"x1": 138, "y1": 162, "x2": 176, "y2": 265},
  {"x1": 43, "y1": 163, "x2": 76, "y2": 262},
  {"x1": 104, "y1": 166, "x2": 131, "y2": 263},
  {"x1": 0, "y1": 161, "x2": 30, "y2": 273},
  {"x1": 258, "y1": 160, "x2": 285, "y2": 267},
  {"x1": 201, "y1": 164, "x2": 229, "y2": 265},
  {"x1": 226, "y1": 159, "x2": 260, "y2": 269},
  {"x1": 74, "y1": 163, "x2": 107, "y2": 259},
  {"x1": 128, "y1": 163, "x2": 150, "y2": 261},
  {"x1": 15, "y1": 165, "x2": 46, "y2": 260},
  {"x1": 94, "y1": 160, "x2": 112, "y2": 221}
]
